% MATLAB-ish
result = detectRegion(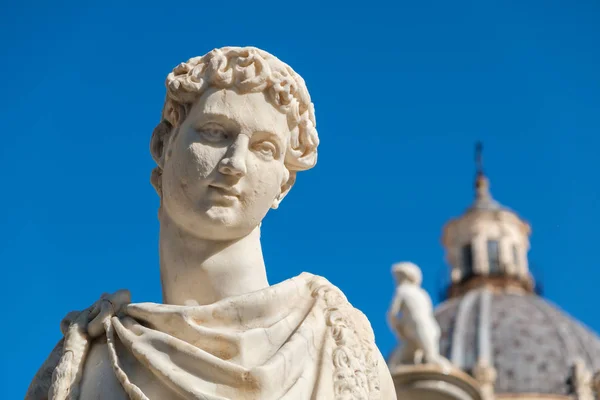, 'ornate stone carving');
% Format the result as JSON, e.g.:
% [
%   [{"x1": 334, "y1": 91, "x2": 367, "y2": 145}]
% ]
[
  {"x1": 311, "y1": 277, "x2": 381, "y2": 399},
  {"x1": 26, "y1": 47, "x2": 395, "y2": 400},
  {"x1": 387, "y1": 262, "x2": 449, "y2": 367}
]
